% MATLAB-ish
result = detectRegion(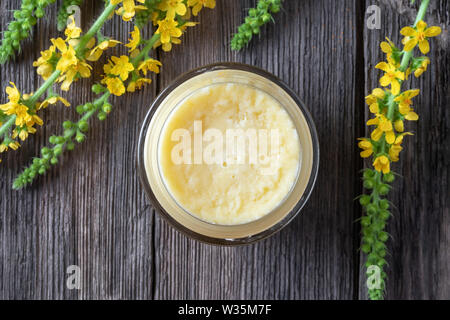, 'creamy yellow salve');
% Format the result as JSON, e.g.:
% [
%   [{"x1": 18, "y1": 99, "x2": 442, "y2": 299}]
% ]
[{"x1": 159, "y1": 83, "x2": 300, "y2": 225}]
